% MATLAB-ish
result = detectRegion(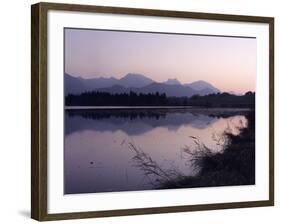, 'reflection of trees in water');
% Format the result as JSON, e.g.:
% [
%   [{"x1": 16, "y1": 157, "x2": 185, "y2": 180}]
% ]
[
  {"x1": 67, "y1": 109, "x2": 167, "y2": 120},
  {"x1": 66, "y1": 108, "x2": 249, "y2": 121}
]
